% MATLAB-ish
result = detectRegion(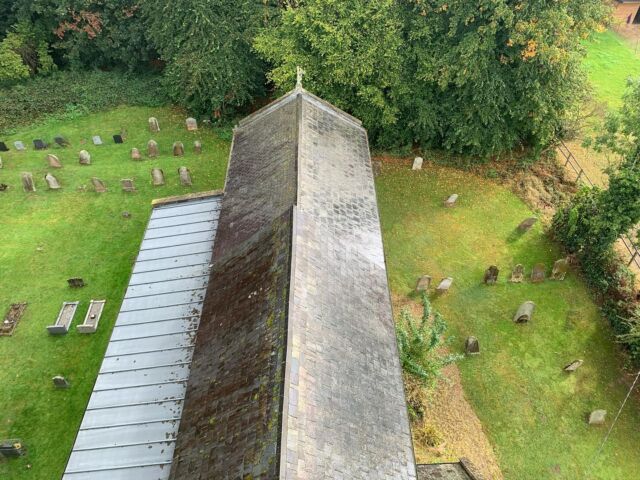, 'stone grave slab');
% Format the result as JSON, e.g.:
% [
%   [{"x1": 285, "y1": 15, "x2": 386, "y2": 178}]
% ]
[
  {"x1": 33, "y1": 139, "x2": 47, "y2": 150},
  {"x1": 148, "y1": 139, "x2": 159, "y2": 157},
  {"x1": 13, "y1": 141, "x2": 25, "y2": 151},
  {"x1": 121, "y1": 178, "x2": 136, "y2": 192},
  {"x1": 510, "y1": 264, "x2": 524, "y2": 283},
  {"x1": 113, "y1": 134, "x2": 123, "y2": 144},
  {"x1": 564, "y1": 360, "x2": 583, "y2": 372},
  {"x1": 0, "y1": 440, "x2": 25, "y2": 458},
  {"x1": 131, "y1": 148, "x2": 142, "y2": 160},
  {"x1": 52, "y1": 375, "x2": 70, "y2": 389},
  {"x1": 0, "y1": 142, "x2": 8, "y2": 152},
  {"x1": 92, "y1": 135, "x2": 103, "y2": 146},
  {"x1": 589, "y1": 410, "x2": 606, "y2": 425},
  {"x1": 149, "y1": 117, "x2": 160, "y2": 132},
  {"x1": 91, "y1": 177, "x2": 107, "y2": 193},
  {"x1": 444, "y1": 194, "x2": 458, "y2": 207},
  {"x1": 1, "y1": 303, "x2": 27, "y2": 336},
  {"x1": 67, "y1": 277, "x2": 85, "y2": 288},
  {"x1": 79, "y1": 150, "x2": 91, "y2": 165},
  {"x1": 21, "y1": 172, "x2": 35, "y2": 192},
  {"x1": 531, "y1": 263, "x2": 546, "y2": 283},
  {"x1": 412, "y1": 157, "x2": 423, "y2": 170},
  {"x1": 437, "y1": 277, "x2": 453, "y2": 293},
  {"x1": 552, "y1": 258, "x2": 569, "y2": 280},
  {"x1": 484, "y1": 265, "x2": 499, "y2": 285},
  {"x1": 179, "y1": 166, "x2": 192, "y2": 186},
  {"x1": 45, "y1": 173, "x2": 61, "y2": 190},
  {"x1": 465, "y1": 336, "x2": 480, "y2": 355},
  {"x1": 186, "y1": 117, "x2": 198, "y2": 131},
  {"x1": 514, "y1": 301, "x2": 535, "y2": 323},
  {"x1": 47, "y1": 154, "x2": 62, "y2": 168},
  {"x1": 77, "y1": 299, "x2": 106, "y2": 333},
  {"x1": 173, "y1": 141, "x2": 185, "y2": 156},
  {"x1": 47, "y1": 301, "x2": 79, "y2": 335},
  {"x1": 415, "y1": 275, "x2": 432, "y2": 292},
  {"x1": 151, "y1": 168, "x2": 165, "y2": 186},
  {"x1": 194, "y1": 140, "x2": 202, "y2": 154}
]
